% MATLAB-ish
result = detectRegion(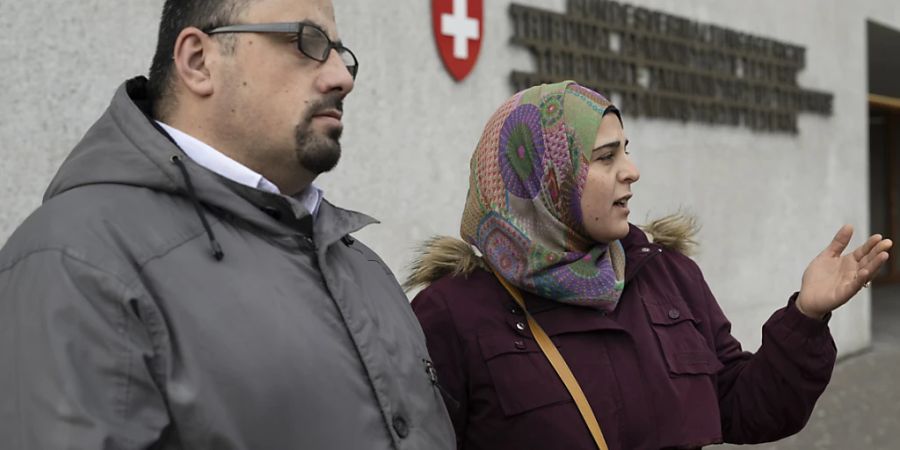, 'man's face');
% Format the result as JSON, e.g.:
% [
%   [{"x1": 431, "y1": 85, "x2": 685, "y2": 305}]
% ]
[{"x1": 210, "y1": 0, "x2": 355, "y2": 192}]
